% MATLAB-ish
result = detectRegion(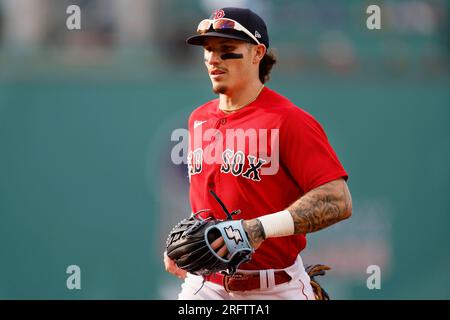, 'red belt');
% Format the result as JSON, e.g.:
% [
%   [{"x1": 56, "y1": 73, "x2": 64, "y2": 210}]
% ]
[{"x1": 204, "y1": 271, "x2": 292, "y2": 292}]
